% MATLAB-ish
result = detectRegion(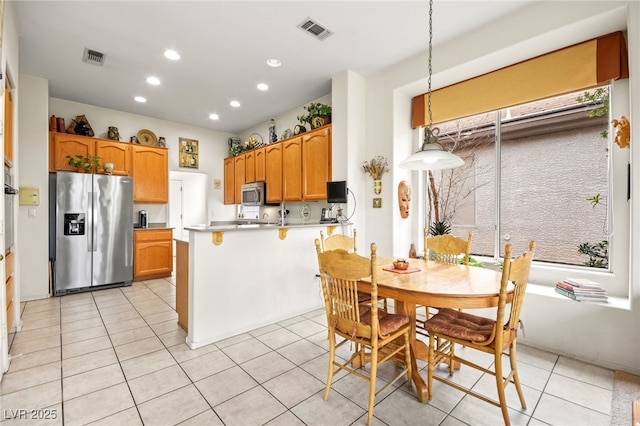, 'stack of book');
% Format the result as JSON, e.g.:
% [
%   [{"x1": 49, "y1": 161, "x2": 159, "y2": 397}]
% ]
[{"x1": 555, "y1": 278, "x2": 608, "y2": 303}]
